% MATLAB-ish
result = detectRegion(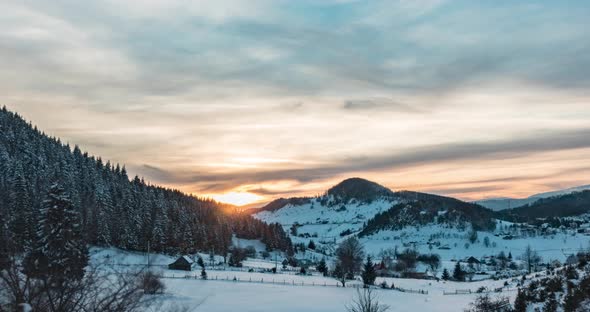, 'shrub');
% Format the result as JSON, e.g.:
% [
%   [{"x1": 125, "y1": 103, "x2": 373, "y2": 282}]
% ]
[{"x1": 140, "y1": 271, "x2": 165, "y2": 295}]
